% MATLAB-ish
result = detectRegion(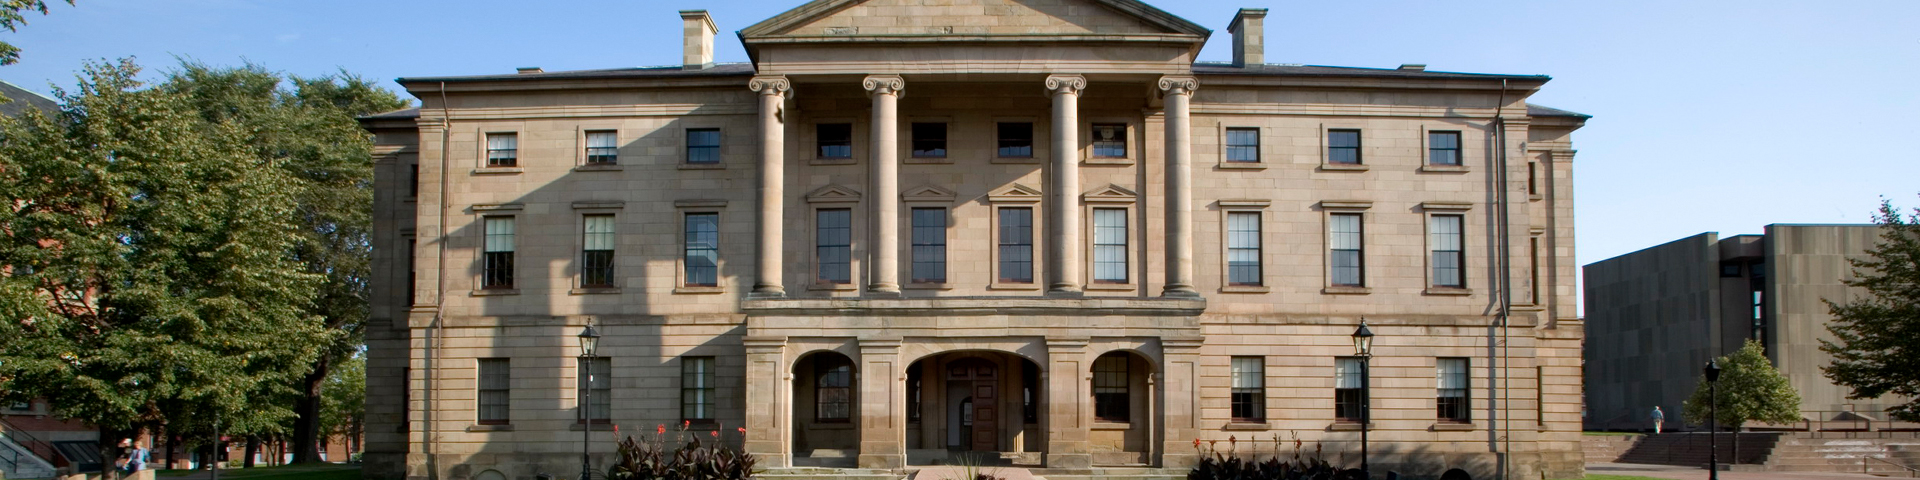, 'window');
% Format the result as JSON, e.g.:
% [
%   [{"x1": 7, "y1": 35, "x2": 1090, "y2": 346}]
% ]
[
  {"x1": 1428, "y1": 131, "x2": 1461, "y2": 166},
  {"x1": 682, "y1": 357, "x2": 715, "y2": 422},
  {"x1": 1091, "y1": 123, "x2": 1127, "y2": 158},
  {"x1": 1527, "y1": 161, "x2": 1539, "y2": 196},
  {"x1": 406, "y1": 239, "x2": 417, "y2": 305},
  {"x1": 998, "y1": 207, "x2": 1034, "y2": 283},
  {"x1": 1093, "y1": 353, "x2": 1130, "y2": 422},
  {"x1": 911, "y1": 123, "x2": 946, "y2": 158},
  {"x1": 684, "y1": 213, "x2": 719, "y2": 287},
  {"x1": 576, "y1": 357, "x2": 611, "y2": 423},
  {"x1": 1530, "y1": 236, "x2": 1542, "y2": 305},
  {"x1": 1720, "y1": 261, "x2": 1742, "y2": 277},
  {"x1": 816, "y1": 356, "x2": 853, "y2": 422},
  {"x1": 7, "y1": 401, "x2": 29, "y2": 411},
  {"x1": 1330, "y1": 213, "x2": 1364, "y2": 287},
  {"x1": 409, "y1": 163, "x2": 419, "y2": 197},
  {"x1": 1334, "y1": 357, "x2": 1364, "y2": 422},
  {"x1": 1226, "y1": 127, "x2": 1260, "y2": 163},
  {"x1": 482, "y1": 217, "x2": 515, "y2": 289},
  {"x1": 997, "y1": 122, "x2": 1033, "y2": 158},
  {"x1": 1231, "y1": 356, "x2": 1265, "y2": 422},
  {"x1": 686, "y1": 128, "x2": 721, "y2": 165},
  {"x1": 817, "y1": 123, "x2": 852, "y2": 159},
  {"x1": 1429, "y1": 215, "x2": 1465, "y2": 288},
  {"x1": 1022, "y1": 362, "x2": 1039, "y2": 423},
  {"x1": 478, "y1": 358, "x2": 510, "y2": 424},
  {"x1": 1092, "y1": 208, "x2": 1127, "y2": 284},
  {"x1": 1438, "y1": 358, "x2": 1470, "y2": 422},
  {"x1": 1327, "y1": 129, "x2": 1360, "y2": 165},
  {"x1": 816, "y1": 209, "x2": 852, "y2": 284},
  {"x1": 911, "y1": 208, "x2": 947, "y2": 283},
  {"x1": 586, "y1": 130, "x2": 619, "y2": 165},
  {"x1": 582, "y1": 215, "x2": 615, "y2": 288},
  {"x1": 1227, "y1": 212, "x2": 1262, "y2": 286},
  {"x1": 907, "y1": 366, "x2": 923, "y2": 423},
  {"x1": 486, "y1": 133, "x2": 517, "y2": 167}
]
